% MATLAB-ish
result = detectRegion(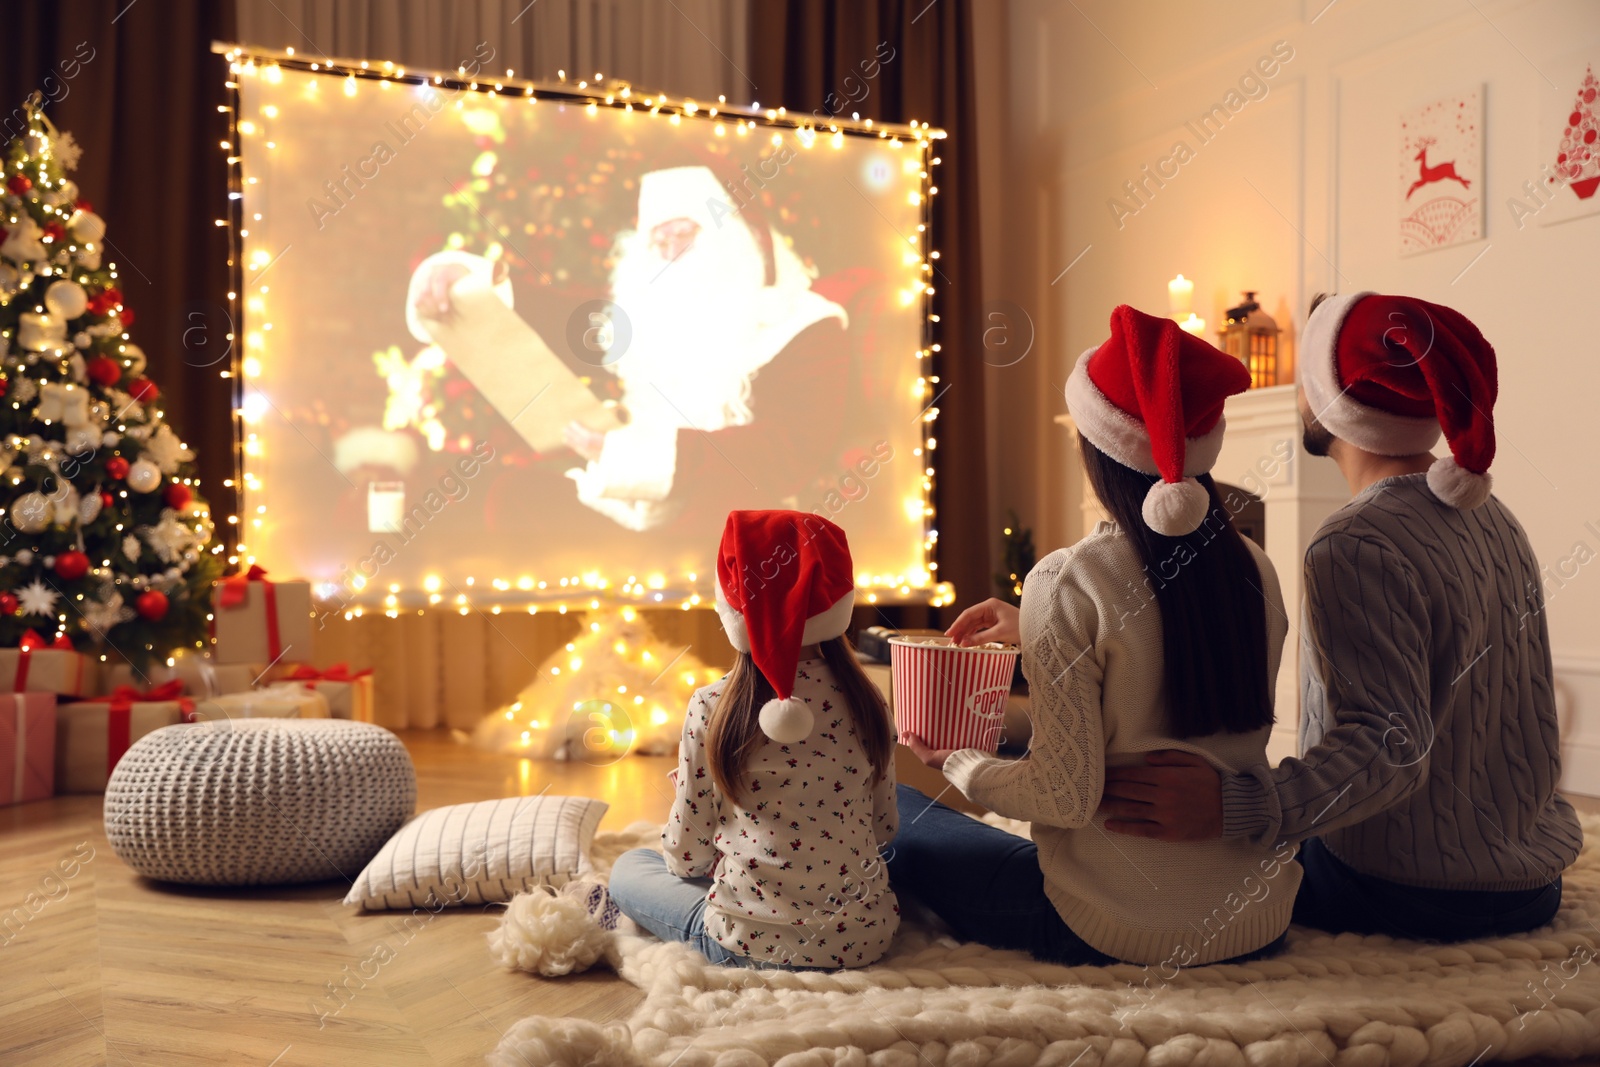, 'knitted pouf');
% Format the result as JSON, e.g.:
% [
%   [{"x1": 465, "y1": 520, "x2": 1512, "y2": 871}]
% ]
[{"x1": 103, "y1": 718, "x2": 416, "y2": 886}]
